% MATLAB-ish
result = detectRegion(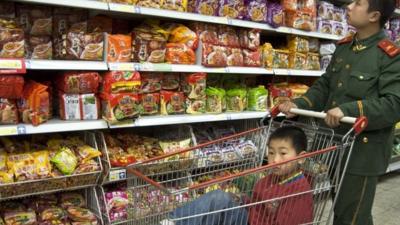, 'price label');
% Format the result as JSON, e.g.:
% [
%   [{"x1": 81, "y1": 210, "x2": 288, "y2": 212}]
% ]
[
  {"x1": 113, "y1": 4, "x2": 134, "y2": 13},
  {"x1": 214, "y1": 67, "x2": 226, "y2": 73},
  {"x1": 109, "y1": 169, "x2": 127, "y2": 182},
  {"x1": 0, "y1": 127, "x2": 18, "y2": 136},
  {"x1": 134, "y1": 6, "x2": 141, "y2": 14},
  {"x1": 140, "y1": 62, "x2": 154, "y2": 71},
  {"x1": 153, "y1": 63, "x2": 172, "y2": 72},
  {"x1": 0, "y1": 58, "x2": 26, "y2": 74},
  {"x1": 109, "y1": 63, "x2": 134, "y2": 71}
]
